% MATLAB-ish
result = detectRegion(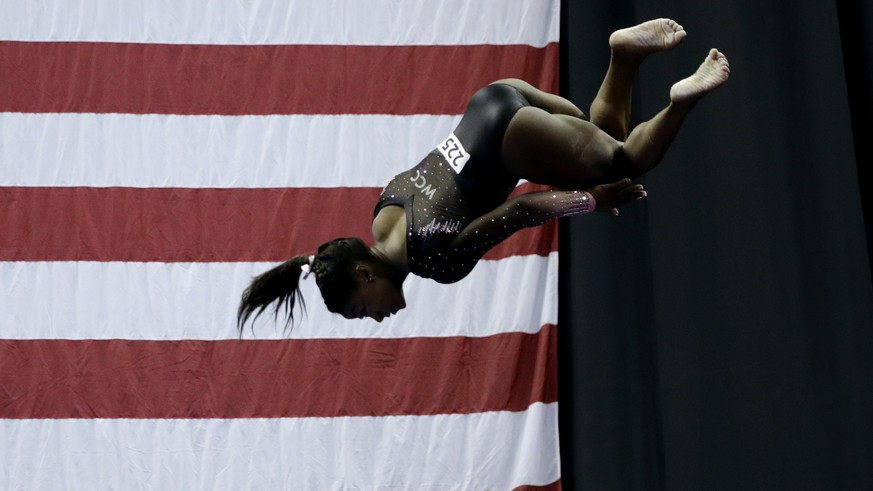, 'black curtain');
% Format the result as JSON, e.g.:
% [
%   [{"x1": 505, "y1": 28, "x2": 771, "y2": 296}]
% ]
[{"x1": 557, "y1": 1, "x2": 873, "y2": 490}]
